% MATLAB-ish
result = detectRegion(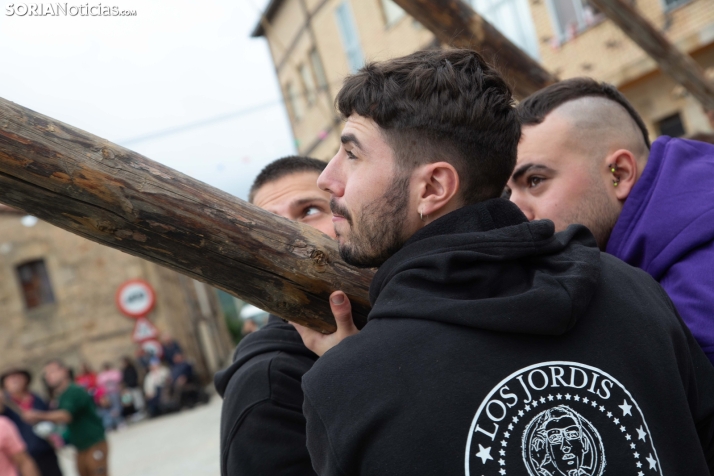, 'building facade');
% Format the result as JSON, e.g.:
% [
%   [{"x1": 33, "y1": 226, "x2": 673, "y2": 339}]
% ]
[
  {"x1": 254, "y1": 0, "x2": 714, "y2": 159},
  {"x1": 0, "y1": 205, "x2": 234, "y2": 388}
]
